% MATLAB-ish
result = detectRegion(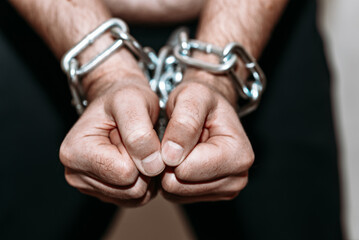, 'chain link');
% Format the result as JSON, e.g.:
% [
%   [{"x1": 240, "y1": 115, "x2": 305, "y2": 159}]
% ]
[
  {"x1": 172, "y1": 30, "x2": 266, "y2": 117},
  {"x1": 173, "y1": 35, "x2": 237, "y2": 74},
  {"x1": 61, "y1": 18, "x2": 266, "y2": 118},
  {"x1": 223, "y1": 43, "x2": 266, "y2": 117}
]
